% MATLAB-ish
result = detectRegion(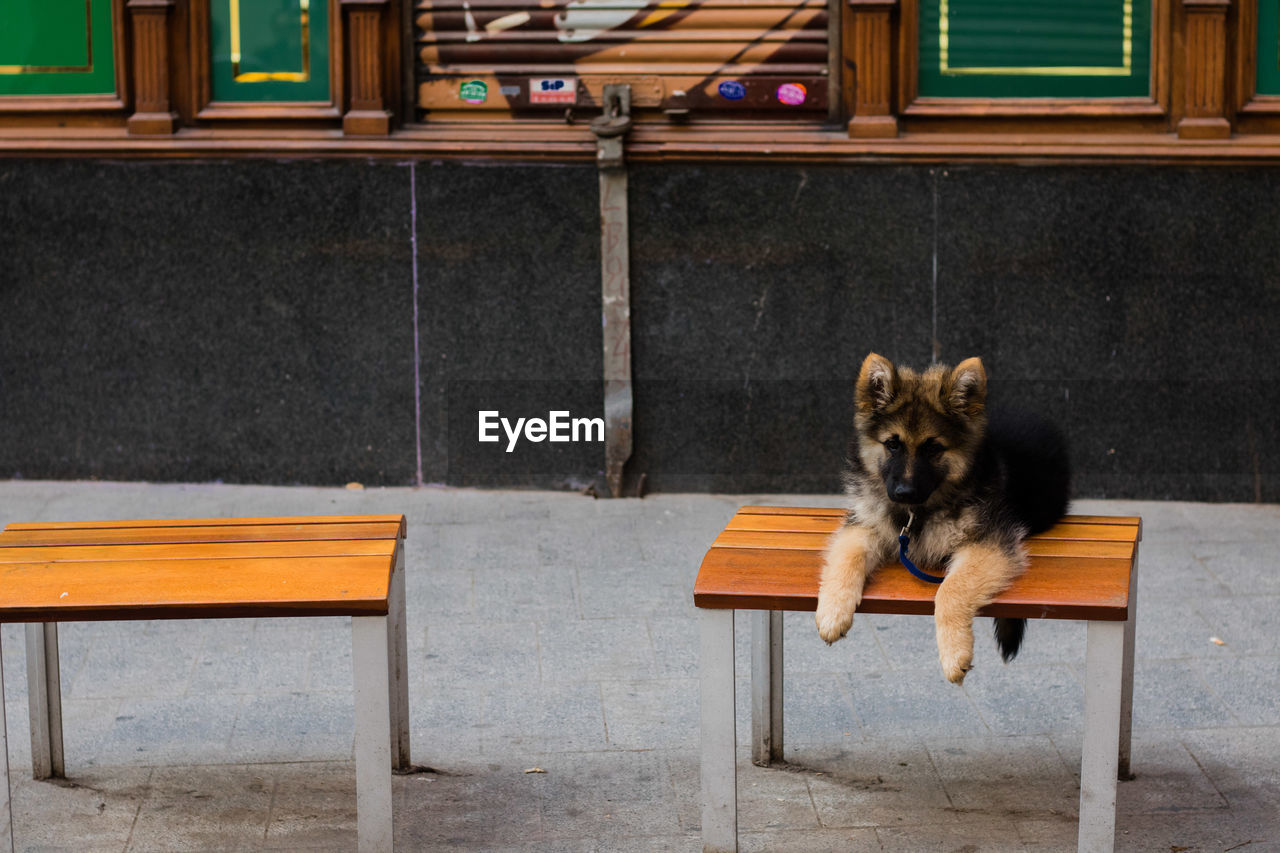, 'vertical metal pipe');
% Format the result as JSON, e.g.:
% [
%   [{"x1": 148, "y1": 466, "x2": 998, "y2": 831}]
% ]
[
  {"x1": 592, "y1": 85, "x2": 634, "y2": 498},
  {"x1": 1, "y1": 629, "x2": 15, "y2": 853}
]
